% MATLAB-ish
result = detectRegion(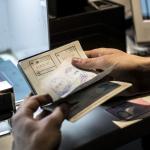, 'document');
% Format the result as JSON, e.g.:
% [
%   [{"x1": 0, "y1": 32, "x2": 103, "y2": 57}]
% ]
[
  {"x1": 19, "y1": 41, "x2": 87, "y2": 95},
  {"x1": 109, "y1": 95, "x2": 150, "y2": 128},
  {"x1": 40, "y1": 58, "x2": 113, "y2": 101},
  {"x1": 18, "y1": 41, "x2": 132, "y2": 121}
]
